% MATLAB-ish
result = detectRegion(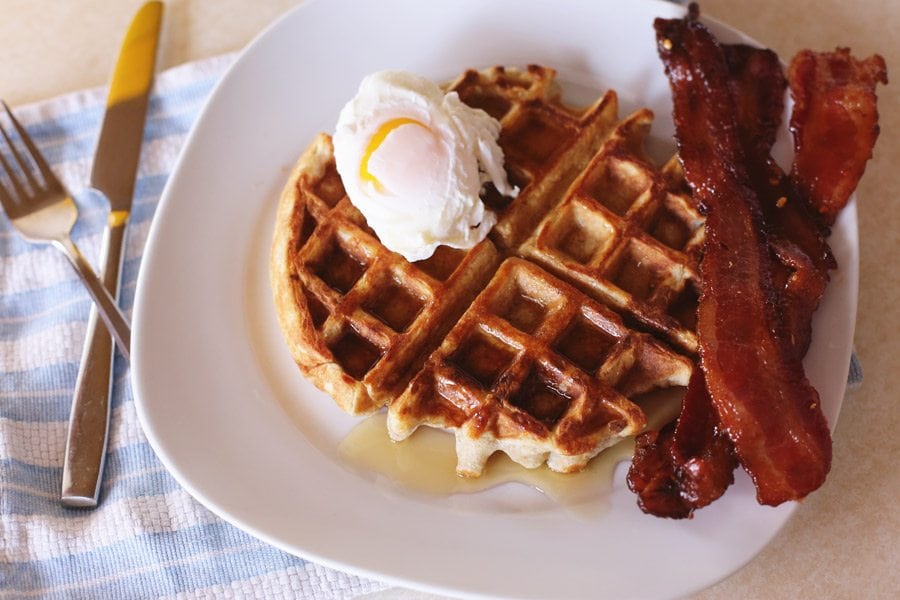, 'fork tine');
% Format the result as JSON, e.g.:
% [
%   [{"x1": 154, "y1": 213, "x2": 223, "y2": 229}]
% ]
[
  {"x1": 0, "y1": 132, "x2": 29, "y2": 200},
  {"x1": 0, "y1": 174, "x2": 14, "y2": 210},
  {"x1": 1, "y1": 100, "x2": 60, "y2": 190},
  {"x1": 0, "y1": 118, "x2": 42, "y2": 192}
]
